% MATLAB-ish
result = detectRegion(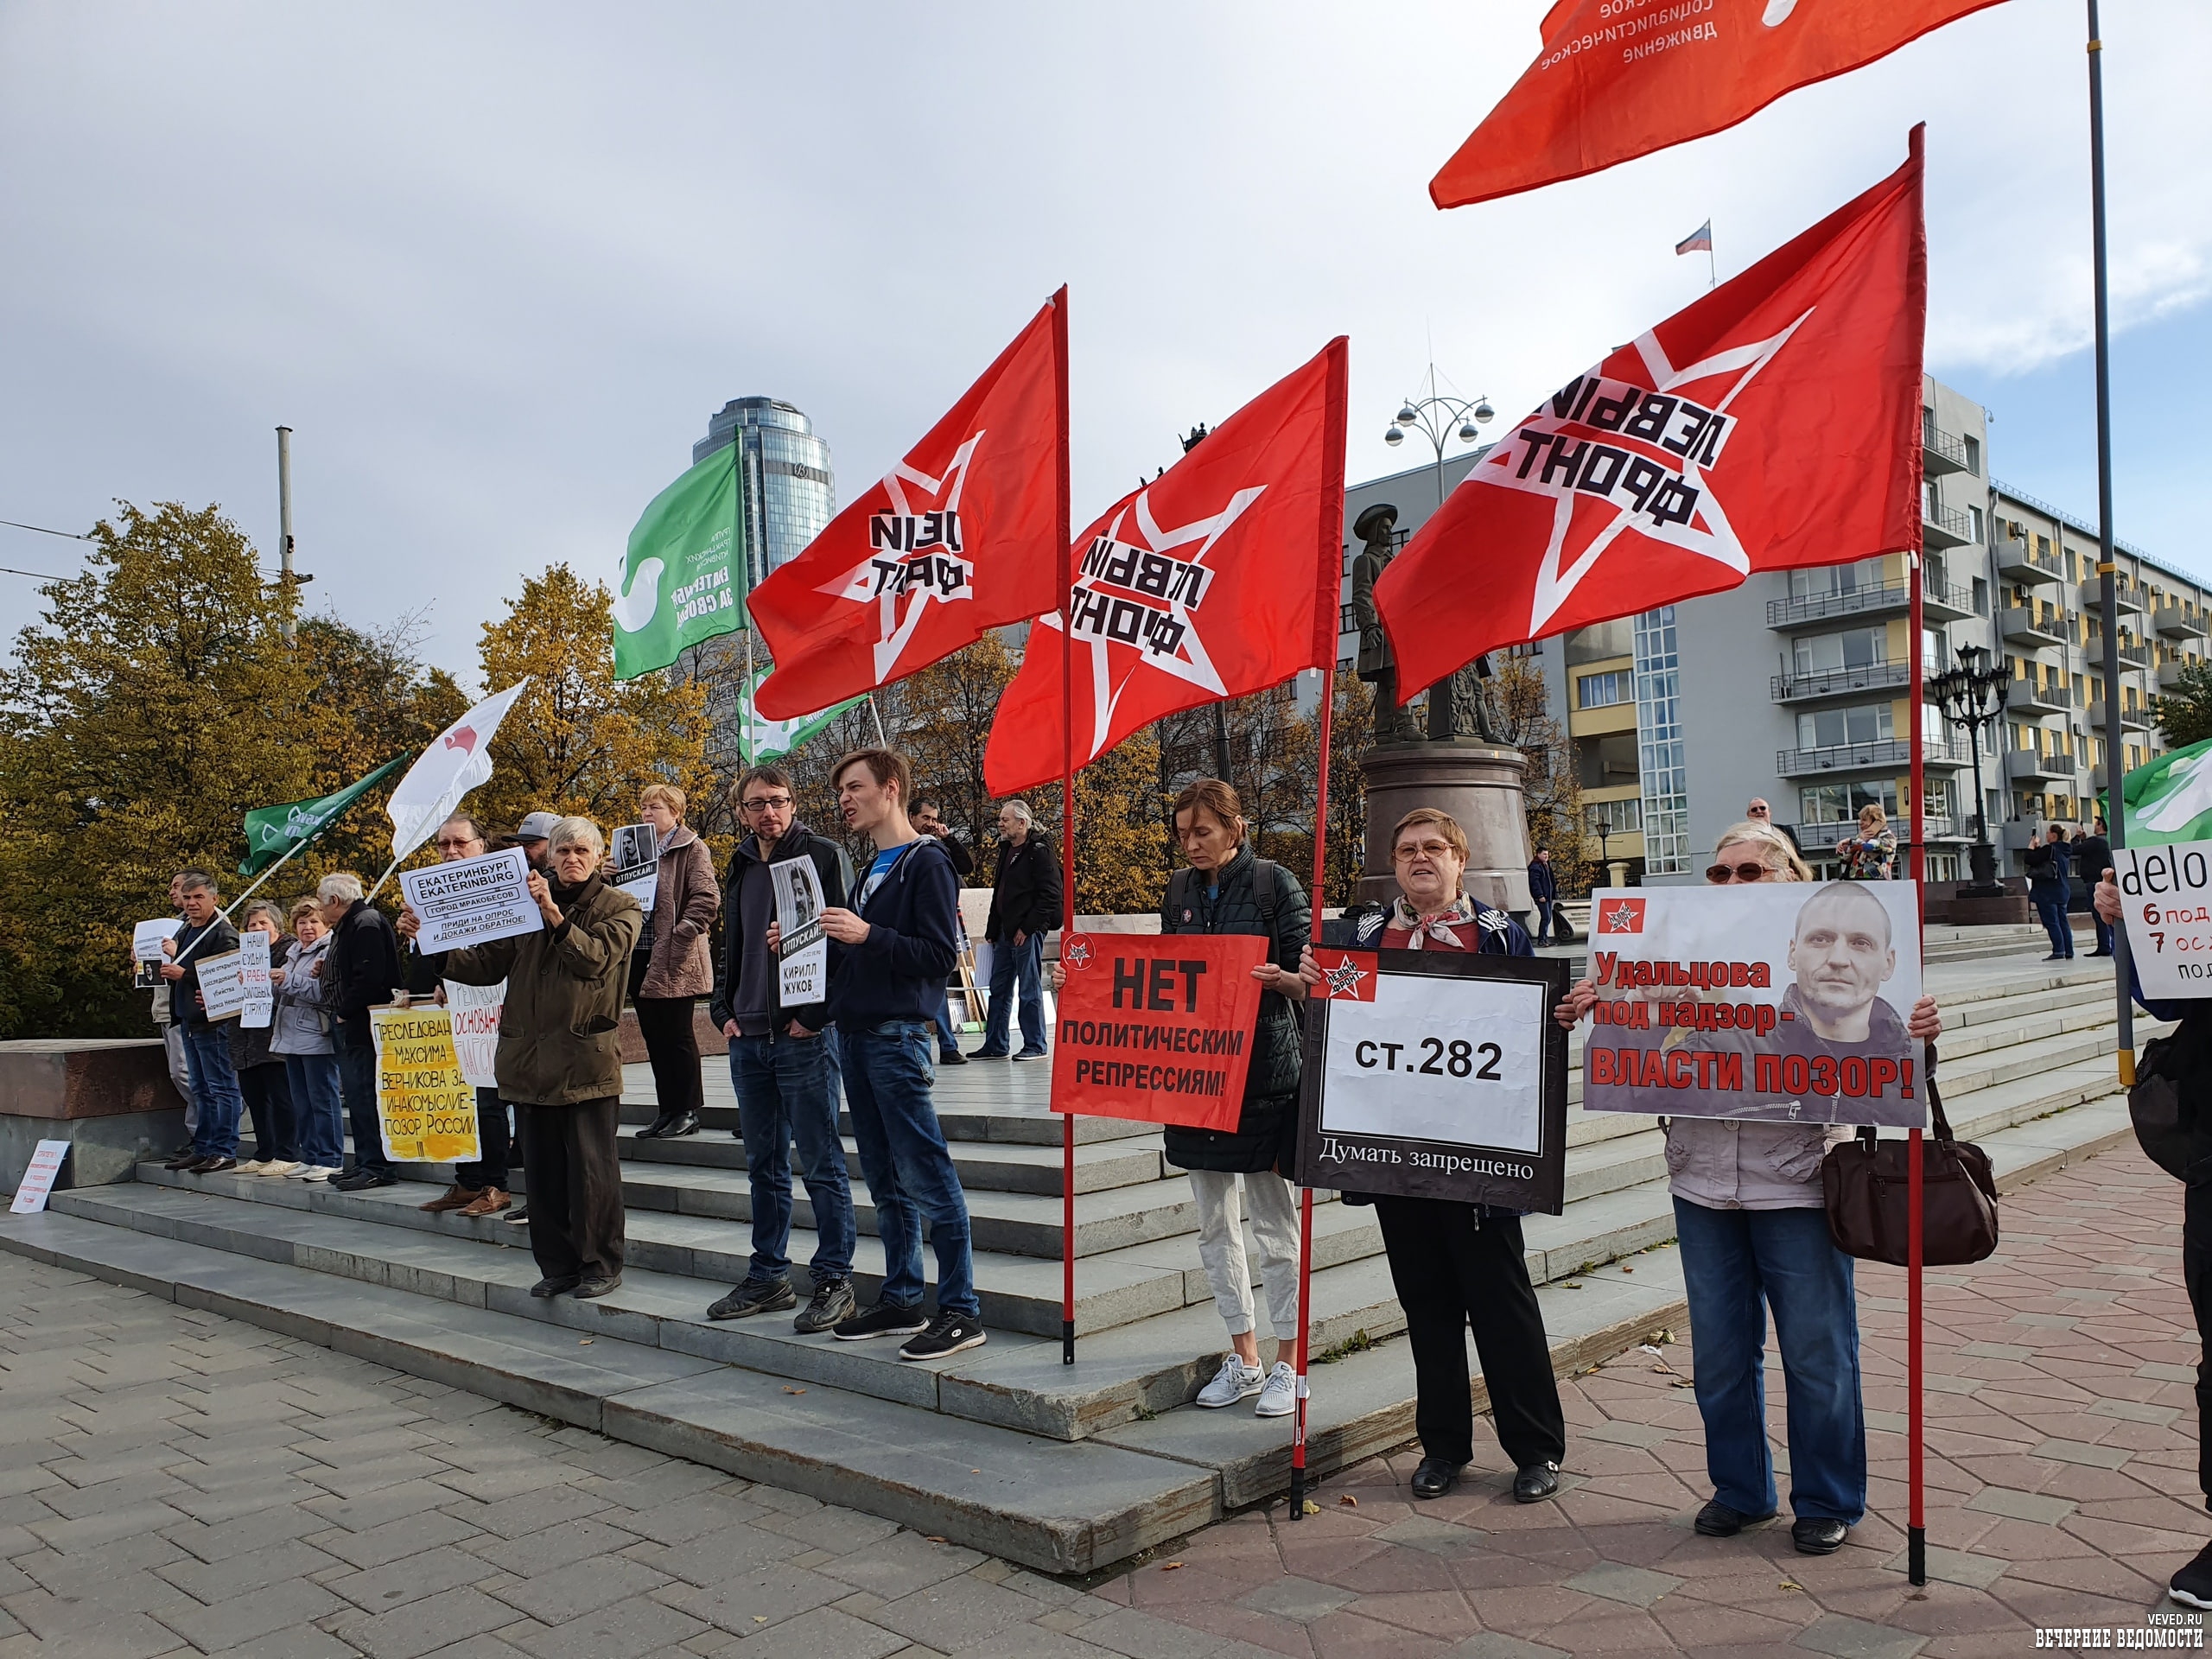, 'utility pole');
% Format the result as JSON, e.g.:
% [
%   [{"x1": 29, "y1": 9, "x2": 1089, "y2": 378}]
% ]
[{"x1": 276, "y1": 426, "x2": 296, "y2": 644}]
